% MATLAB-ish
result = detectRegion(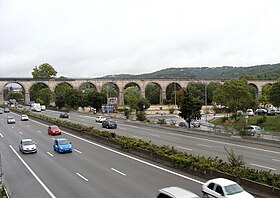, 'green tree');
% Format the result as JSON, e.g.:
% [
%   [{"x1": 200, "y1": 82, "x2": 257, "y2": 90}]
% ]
[
  {"x1": 178, "y1": 85, "x2": 203, "y2": 128},
  {"x1": 268, "y1": 81, "x2": 280, "y2": 107},
  {"x1": 30, "y1": 83, "x2": 49, "y2": 102},
  {"x1": 7, "y1": 92, "x2": 24, "y2": 103},
  {"x1": 259, "y1": 84, "x2": 271, "y2": 105},
  {"x1": 213, "y1": 79, "x2": 255, "y2": 112},
  {"x1": 32, "y1": 63, "x2": 57, "y2": 79},
  {"x1": 87, "y1": 90, "x2": 106, "y2": 110},
  {"x1": 64, "y1": 89, "x2": 85, "y2": 109},
  {"x1": 145, "y1": 83, "x2": 160, "y2": 104},
  {"x1": 54, "y1": 83, "x2": 72, "y2": 108},
  {"x1": 37, "y1": 88, "x2": 53, "y2": 106},
  {"x1": 124, "y1": 87, "x2": 141, "y2": 109}
]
